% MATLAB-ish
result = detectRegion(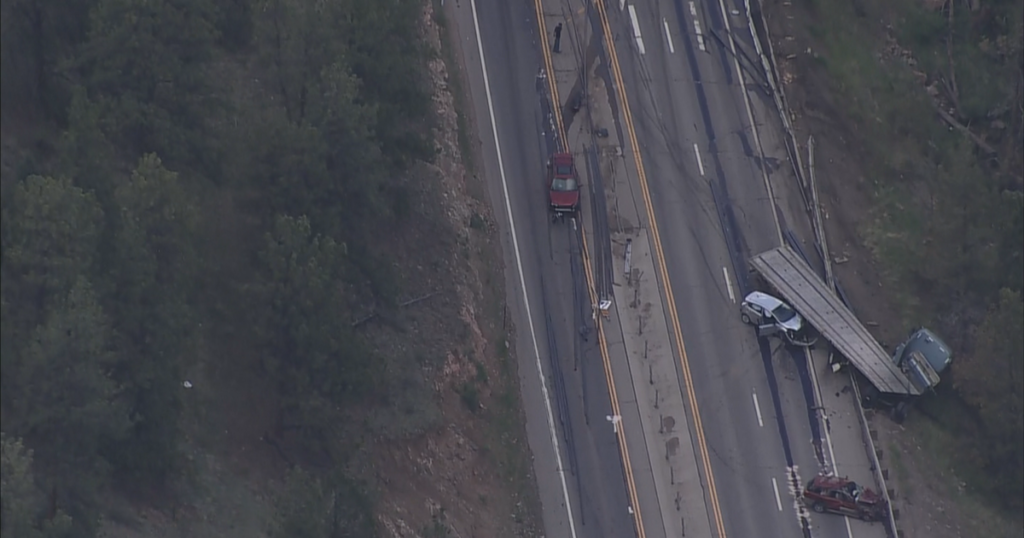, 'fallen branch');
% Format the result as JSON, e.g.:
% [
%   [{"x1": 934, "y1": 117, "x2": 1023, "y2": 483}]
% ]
[
  {"x1": 945, "y1": 0, "x2": 961, "y2": 117},
  {"x1": 351, "y1": 291, "x2": 442, "y2": 328},
  {"x1": 933, "y1": 102, "x2": 998, "y2": 155},
  {"x1": 400, "y1": 291, "x2": 441, "y2": 308},
  {"x1": 939, "y1": 75, "x2": 961, "y2": 118}
]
